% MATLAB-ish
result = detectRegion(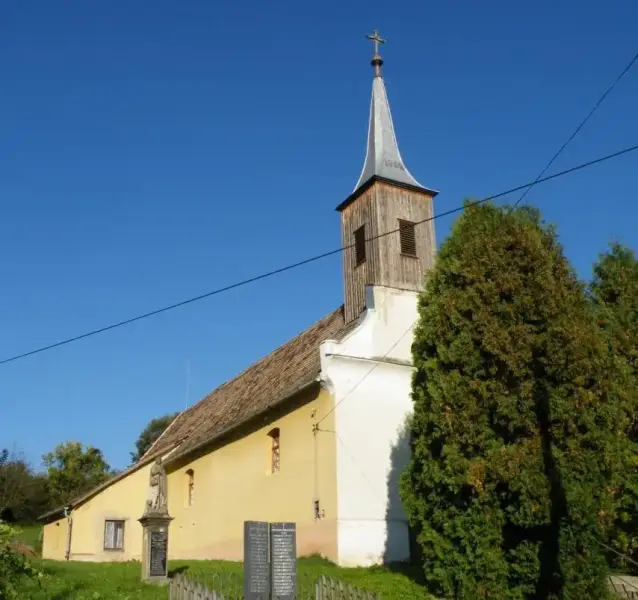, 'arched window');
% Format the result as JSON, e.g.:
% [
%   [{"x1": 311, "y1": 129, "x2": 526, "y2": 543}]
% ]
[
  {"x1": 186, "y1": 469, "x2": 194, "y2": 506},
  {"x1": 268, "y1": 428, "x2": 280, "y2": 474}
]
